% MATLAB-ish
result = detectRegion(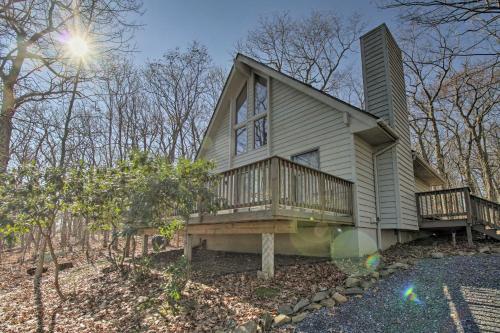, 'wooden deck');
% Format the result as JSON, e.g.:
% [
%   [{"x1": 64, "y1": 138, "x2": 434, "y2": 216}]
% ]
[
  {"x1": 186, "y1": 156, "x2": 354, "y2": 234},
  {"x1": 416, "y1": 187, "x2": 500, "y2": 242}
]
